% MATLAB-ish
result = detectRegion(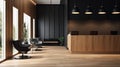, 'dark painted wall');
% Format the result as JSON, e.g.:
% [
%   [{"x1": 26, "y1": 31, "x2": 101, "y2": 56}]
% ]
[
  {"x1": 68, "y1": 0, "x2": 120, "y2": 35},
  {"x1": 68, "y1": 0, "x2": 120, "y2": 20},
  {"x1": 36, "y1": 5, "x2": 65, "y2": 41}
]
